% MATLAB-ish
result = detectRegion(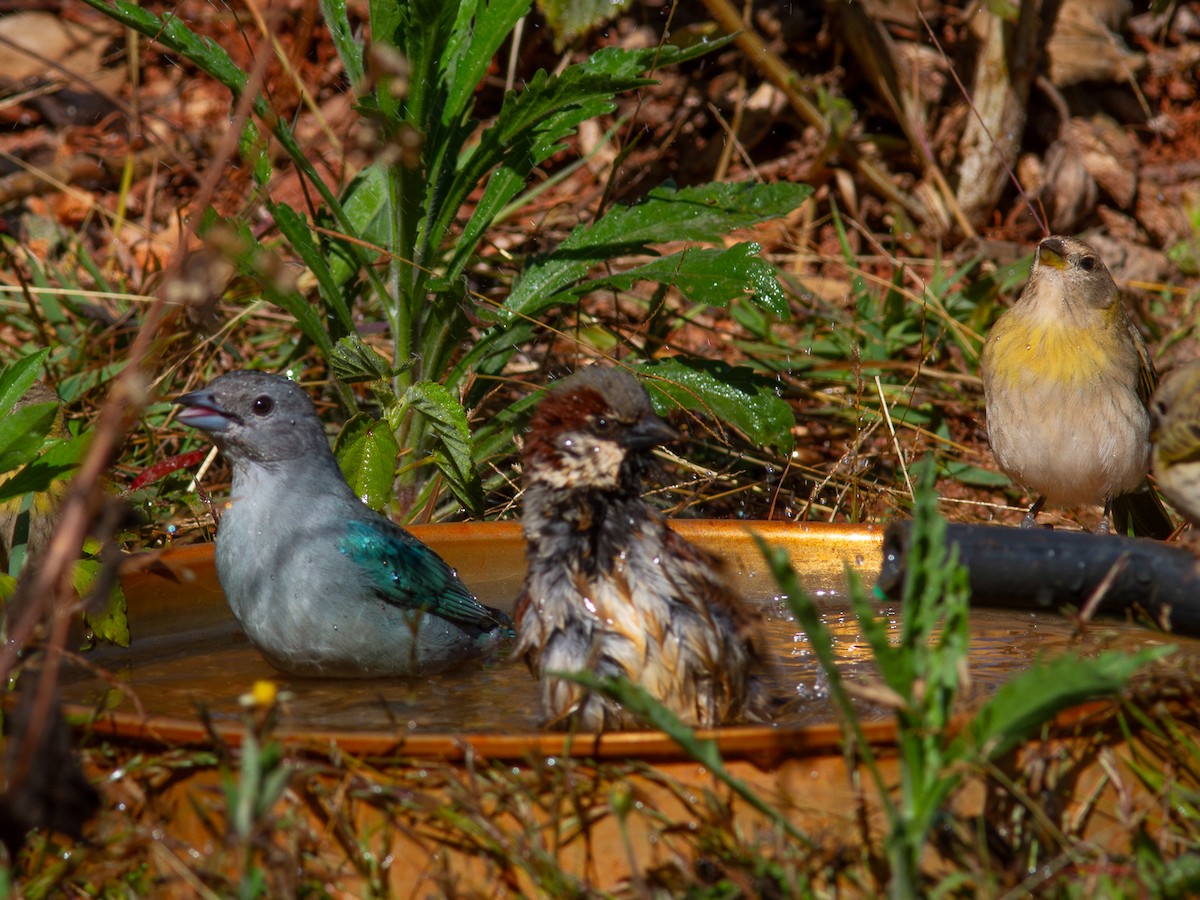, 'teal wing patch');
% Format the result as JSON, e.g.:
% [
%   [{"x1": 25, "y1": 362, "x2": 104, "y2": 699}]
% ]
[{"x1": 338, "y1": 519, "x2": 511, "y2": 630}]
